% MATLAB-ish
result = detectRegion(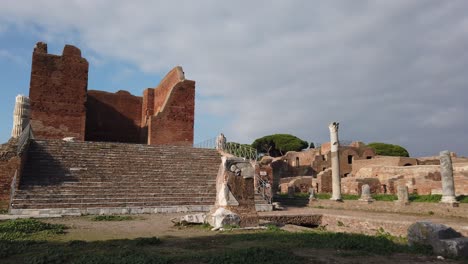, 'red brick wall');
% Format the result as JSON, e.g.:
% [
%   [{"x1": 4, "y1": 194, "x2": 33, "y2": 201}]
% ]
[
  {"x1": 152, "y1": 67, "x2": 185, "y2": 113},
  {"x1": 29, "y1": 43, "x2": 88, "y2": 140},
  {"x1": 86, "y1": 90, "x2": 143, "y2": 143},
  {"x1": 148, "y1": 80, "x2": 195, "y2": 146},
  {"x1": 0, "y1": 140, "x2": 28, "y2": 210}
]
